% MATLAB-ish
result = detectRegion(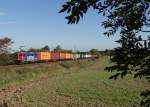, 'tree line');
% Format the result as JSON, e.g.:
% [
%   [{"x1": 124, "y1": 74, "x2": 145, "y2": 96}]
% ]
[{"x1": 0, "y1": 37, "x2": 105, "y2": 65}]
